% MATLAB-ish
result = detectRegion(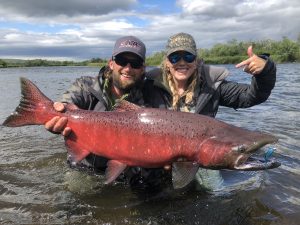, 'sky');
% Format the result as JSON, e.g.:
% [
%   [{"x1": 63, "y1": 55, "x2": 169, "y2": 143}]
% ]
[{"x1": 0, "y1": 0, "x2": 299, "y2": 61}]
